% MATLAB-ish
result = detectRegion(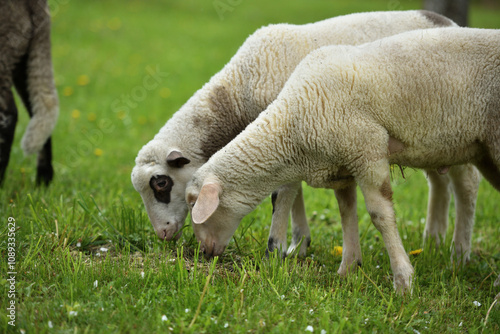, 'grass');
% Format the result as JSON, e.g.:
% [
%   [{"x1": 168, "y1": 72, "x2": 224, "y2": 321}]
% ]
[{"x1": 1, "y1": 0, "x2": 499, "y2": 332}]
